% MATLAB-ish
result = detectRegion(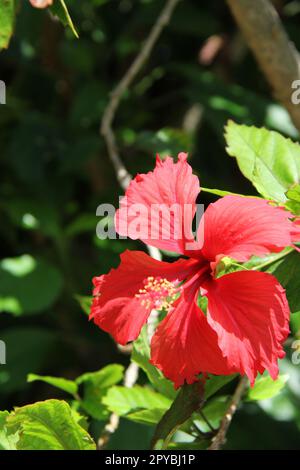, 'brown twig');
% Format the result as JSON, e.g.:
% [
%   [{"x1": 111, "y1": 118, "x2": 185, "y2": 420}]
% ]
[
  {"x1": 208, "y1": 376, "x2": 248, "y2": 450},
  {"x1": 226, "y1": 0, "x2": 300, "y2": 132},
  {"x1": 97, "y1": 0, "x2": 180, "y2": 450},
  {"x1": 101, "y1": 0, "x2": 181, "y2": 190}
]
